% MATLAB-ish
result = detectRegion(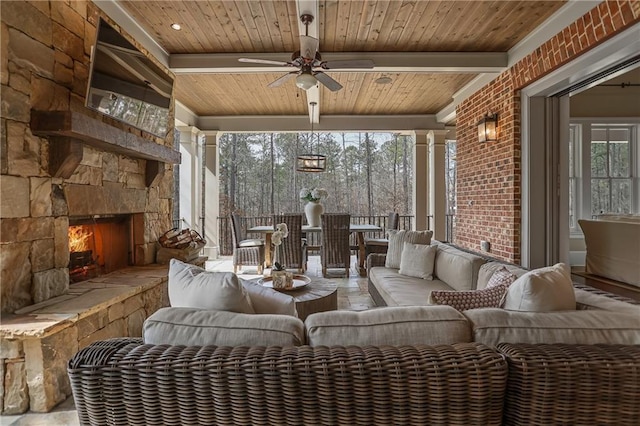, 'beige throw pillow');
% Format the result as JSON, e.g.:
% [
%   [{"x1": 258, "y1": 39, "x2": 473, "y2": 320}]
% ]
[
  {"x1": 502, "y1": 263, "x2": 576, "y2": 312},
  {"x1": 399, "y1": 242, "x2": 436, "y2": 279},
  {"x1": 241, "y1": 279, "x2": 297, "y2": 316},
  {"x1": 385, "y1": 229, "x2": 433, "y2": 269},
  {"x1": 168, "y1": 259, "x2": 255, "y2": 313}
]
